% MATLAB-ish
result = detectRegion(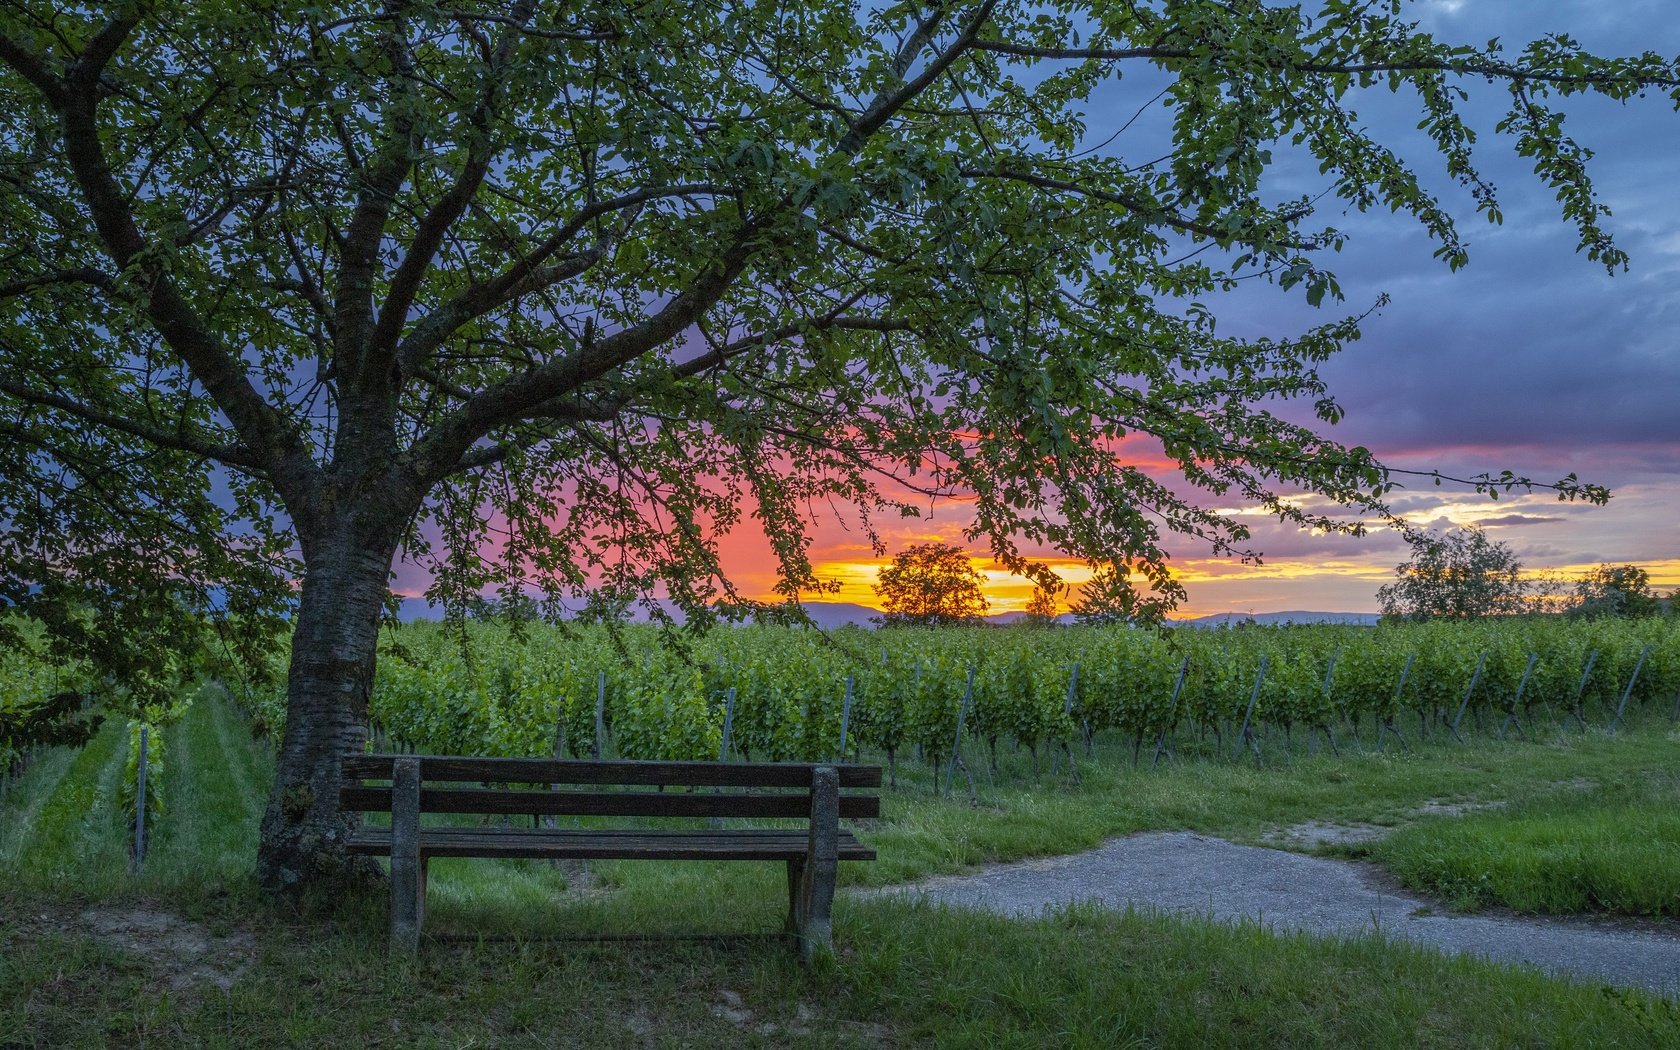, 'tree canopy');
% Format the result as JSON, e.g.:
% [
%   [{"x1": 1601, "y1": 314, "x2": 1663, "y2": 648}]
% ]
[
  {"x1": 1571, "y1": 564, "x2": 1662, "y2": 619},
  {"x1": 874, "y1": 542, "x2": 990, "y2": 626},
  {"x1": 1376, "y1": 526, "x2": 1527, "y2": 620},
  {"x1": 2, "y1": 0, "x2": 1676, "y2": 891}
]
